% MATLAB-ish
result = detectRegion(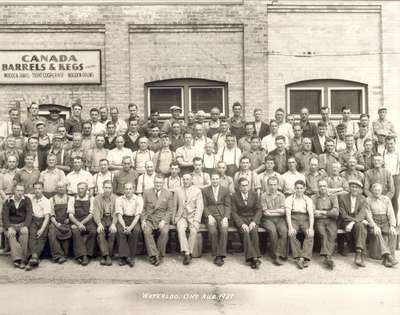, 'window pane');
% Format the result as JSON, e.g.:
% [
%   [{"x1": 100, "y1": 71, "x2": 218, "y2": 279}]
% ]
[
  {"x1": 190, "y1": 87, "x2": 224, "y2": 113},
  {"x1": 149, "y1": 88, "x2": 182, "y2": 114},
  {"x1": 289, "y1": 90, "x2": 321, "y2": 114},
  {"x1": 331, "y1": 90, "x2": 362, "y2": 114}
]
